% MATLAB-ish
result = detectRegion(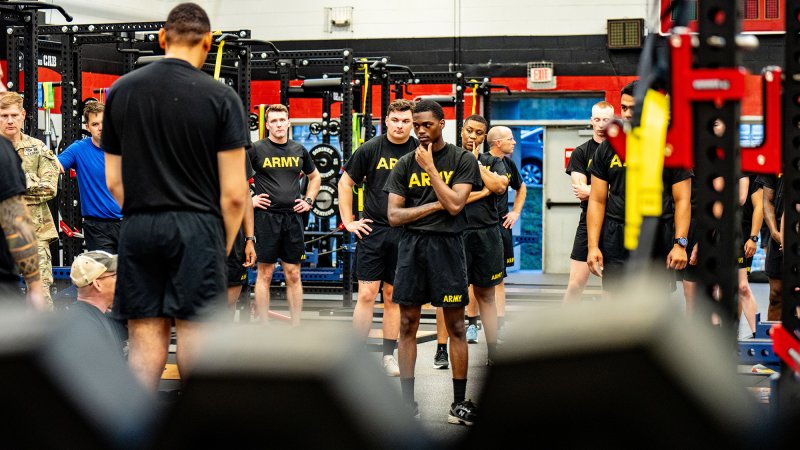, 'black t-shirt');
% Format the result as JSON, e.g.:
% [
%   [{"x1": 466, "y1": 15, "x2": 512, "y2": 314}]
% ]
[
  {"x1": 0, "y1": 138, "x2": 26, "y2": 284},
  {"x1": 496, "y1": 155, "x2": 523, "y2": 221},
  {"x1": 384, "y1": 143, "x2": 481, "y2": 233},
  {"x1": 755, "y1": 174, "x2": 783, "y2": 228},
  {"x1": 589, "y1": 141, "x2": 692, "y2": 222},
  {"x1": 248, "y1": 139, "x2": 316, "y2": 213},
  {"x1": 342, "y1": 134, "x2": 418, "y2": 226},
  {"x1": 465, "y1": 152, "x2": 507, "y2": 229},
  {"x1": 102, "y1": 58, "x2": 250, "y2": 217},
  {"x1": 566, "y1": 138, "x2": 601, "y2": 211},
  {"x1": 67, "y1": 301, "x2": 129, "y2": 359}
]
